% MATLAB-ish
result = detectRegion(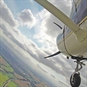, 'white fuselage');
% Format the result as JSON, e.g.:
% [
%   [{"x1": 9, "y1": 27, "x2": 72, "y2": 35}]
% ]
[{"x1": 57, "y1": 0, "x2": 87, "y2": 57}]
